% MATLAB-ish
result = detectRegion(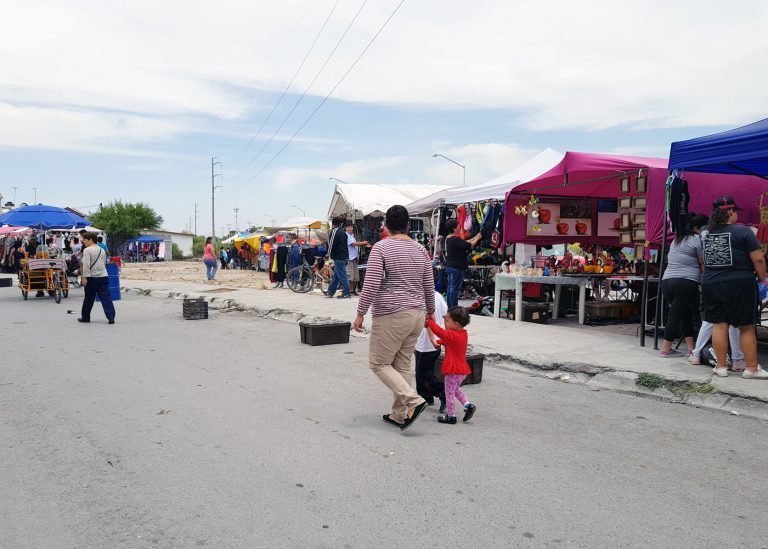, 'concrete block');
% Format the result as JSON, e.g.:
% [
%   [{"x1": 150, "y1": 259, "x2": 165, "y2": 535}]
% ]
[
  {"x1": 722, "y1": 397, "x2": 768, "y2": 421},
  {"x1": 682, "y1": 393, "x2": 730, "y2": 412}
]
